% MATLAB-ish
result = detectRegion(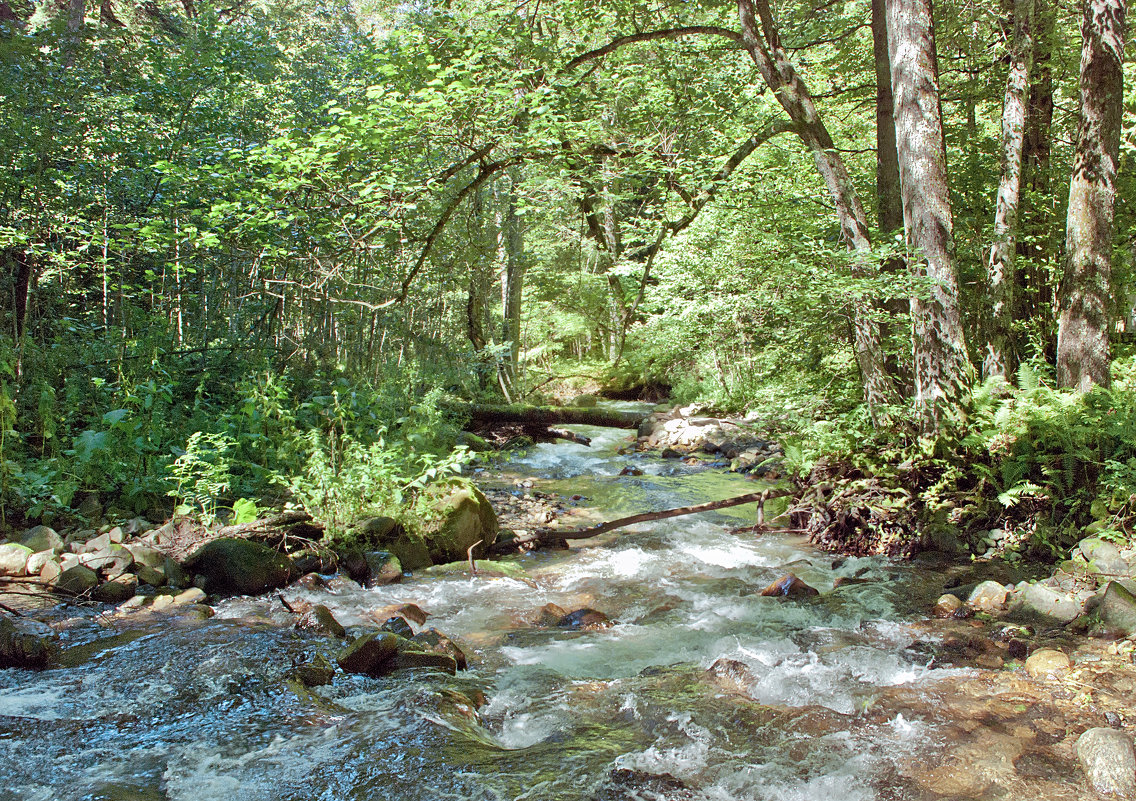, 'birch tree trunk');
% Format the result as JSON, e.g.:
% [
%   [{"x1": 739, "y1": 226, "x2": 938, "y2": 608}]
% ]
[
  {"x1": 984, "y1": 0, "x2": 1035, "y2": 380},
  {"x1": 1056, "y1": 0, "x2": 1127, "y2": 391},
  {"x1": 887, "y1": 0, "x2": 972, "y2": 433}
]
